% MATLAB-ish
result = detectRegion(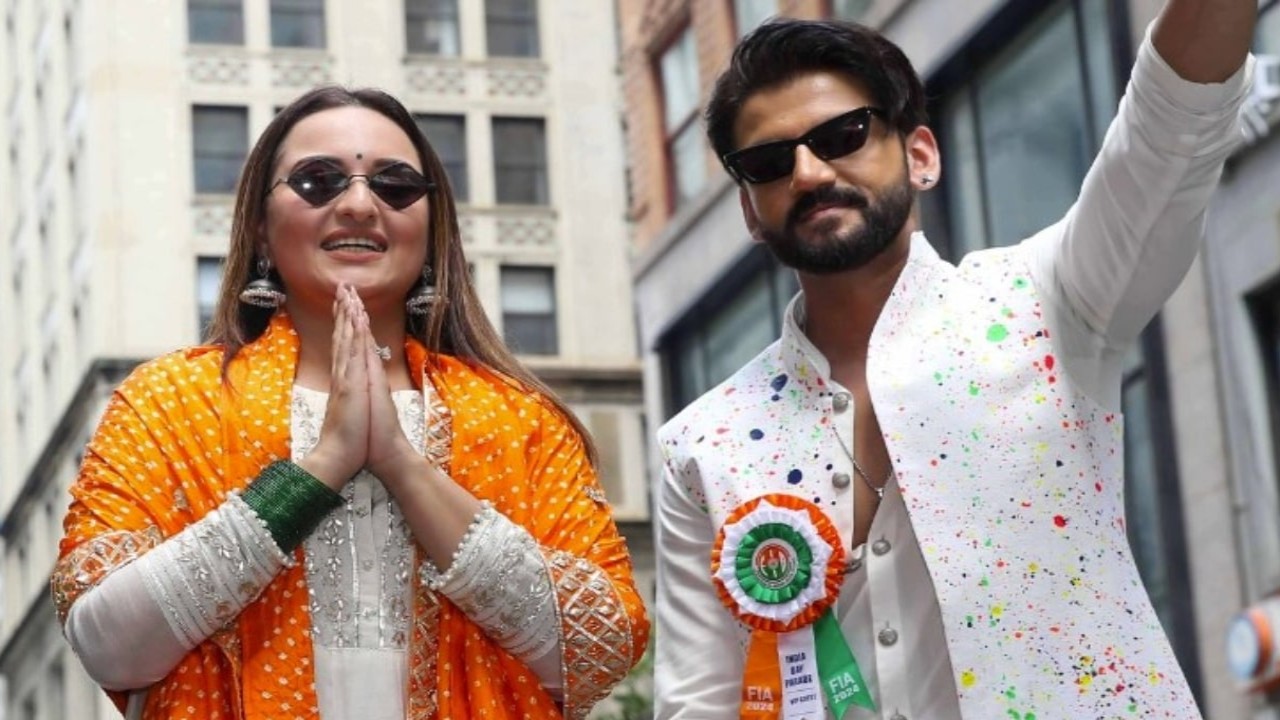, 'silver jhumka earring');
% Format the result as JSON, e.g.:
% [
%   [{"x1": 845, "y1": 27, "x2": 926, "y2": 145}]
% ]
[
  {"x1": 405, "y1": 265, "x2": 439, "y2": 316},
  {"x1": 239, "y1": 257, "x2": 286, "y2": 309}
]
